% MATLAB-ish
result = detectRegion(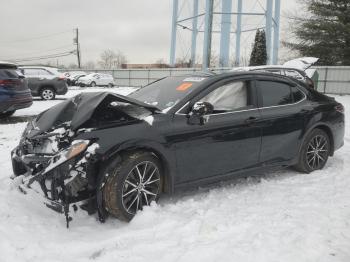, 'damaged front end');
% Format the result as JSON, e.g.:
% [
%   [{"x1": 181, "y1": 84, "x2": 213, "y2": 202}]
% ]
[
  {"x1": 12, "y1": 124, "x2": 100, "y2": 227},
  {"x1": 11, "y1": 92, "x2": 159, "y2": 227}
]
